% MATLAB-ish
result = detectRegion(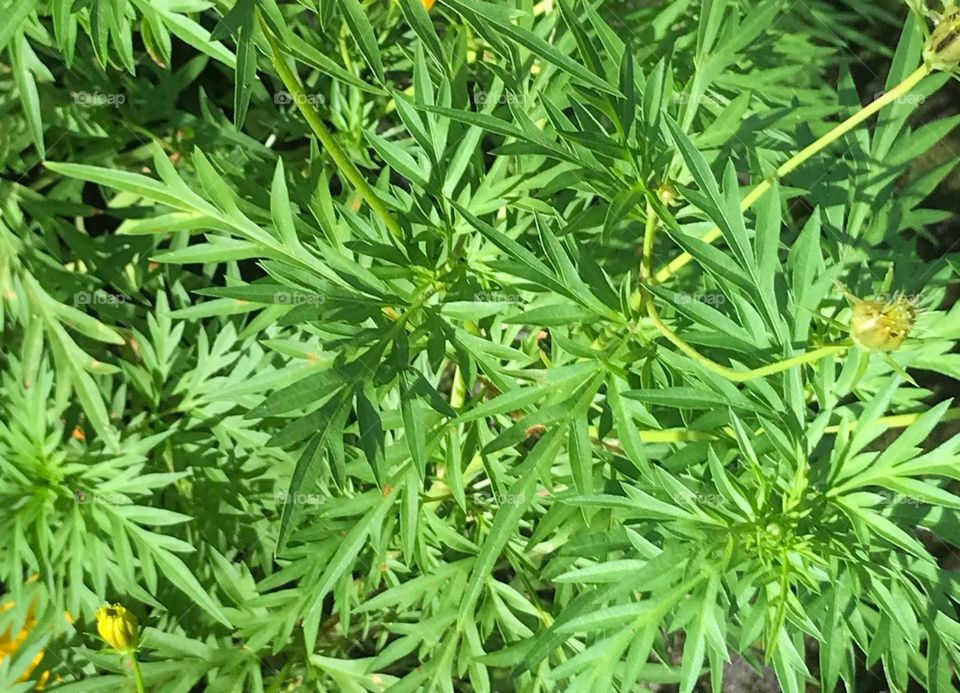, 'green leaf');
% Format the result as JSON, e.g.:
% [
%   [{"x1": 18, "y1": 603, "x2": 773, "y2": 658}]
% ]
[
  {"x1": 401, "y1": 376, "x2": 429, "y2": 478},
  {"x1": 304, "y1": 487, "x2": 398, "y2": 635},
  {"x1": 287, "y1": 34, "x2": 385, "y2": 94},
  {"x1": 276, "y1": 393, "x2": 350, "y2": 552},
  {"x1": 148, "y1": 544, "x2": 233, "y2": 627},
  {"x1": 270, "y1": 158, "x2": 298, "y2": 248},
  {"x1": 443, "y1": 0, "x2": 618, "y2": 96},
  {"x1": 398, "y1": 0, "x2": 445, "y2": 67},
  {"x1": 356, "y1": 386, "x2": 386, "y2": 485},
  {"x1": 623, "y1": 387, "x2": 760, "y2": 412},
  {"x1": 607, "y1": 377, "x2": 648, "y2": 472},
  {"x1": 458, "y1": 427, "x2": 565, "y2": 625},
  {"x1": 45, "y1": 161, "x2": 200, "y2": 212},
  {"x1": 11, "y1": 32, "x2": 44, "y2": 159},
  {"x1": 0, "y1": 0, "x2": 39, "y2": 52},
  {"x1": 130, "y1": 0, "x2": 236, "y2": 67},
  {"x1": 246, "y1": 361, "x2": 366, "y2": 418},
  {"x1": 680, "y1": 574, "x2": 720, "y2": 693},
  {"x1": 44, "y1": 319, "x2": 118, "y2": 451},
  {"x1": 153, "y1": 239, "x2": 264, "y2": 264},
  {"x1": 337, "y1": 0, "x2": 386, "y2": 84},
  {"x1": 502, "y1": 303, "x2": 595, "y2": 326},
  {"x1": 365, "y1": 129, "x2": 429, "y2": 188},
  {"x1": 232, "y1": 0, "x2": 257, "y2": 128}
]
